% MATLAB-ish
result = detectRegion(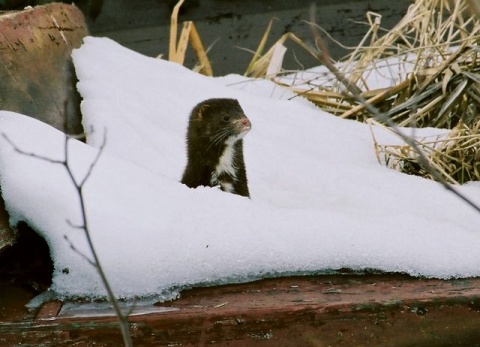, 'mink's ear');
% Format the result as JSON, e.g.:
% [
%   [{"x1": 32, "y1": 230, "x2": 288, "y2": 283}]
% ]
[{"x1": 195, "y1": 103, "x2": 210, "y2": 120}]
